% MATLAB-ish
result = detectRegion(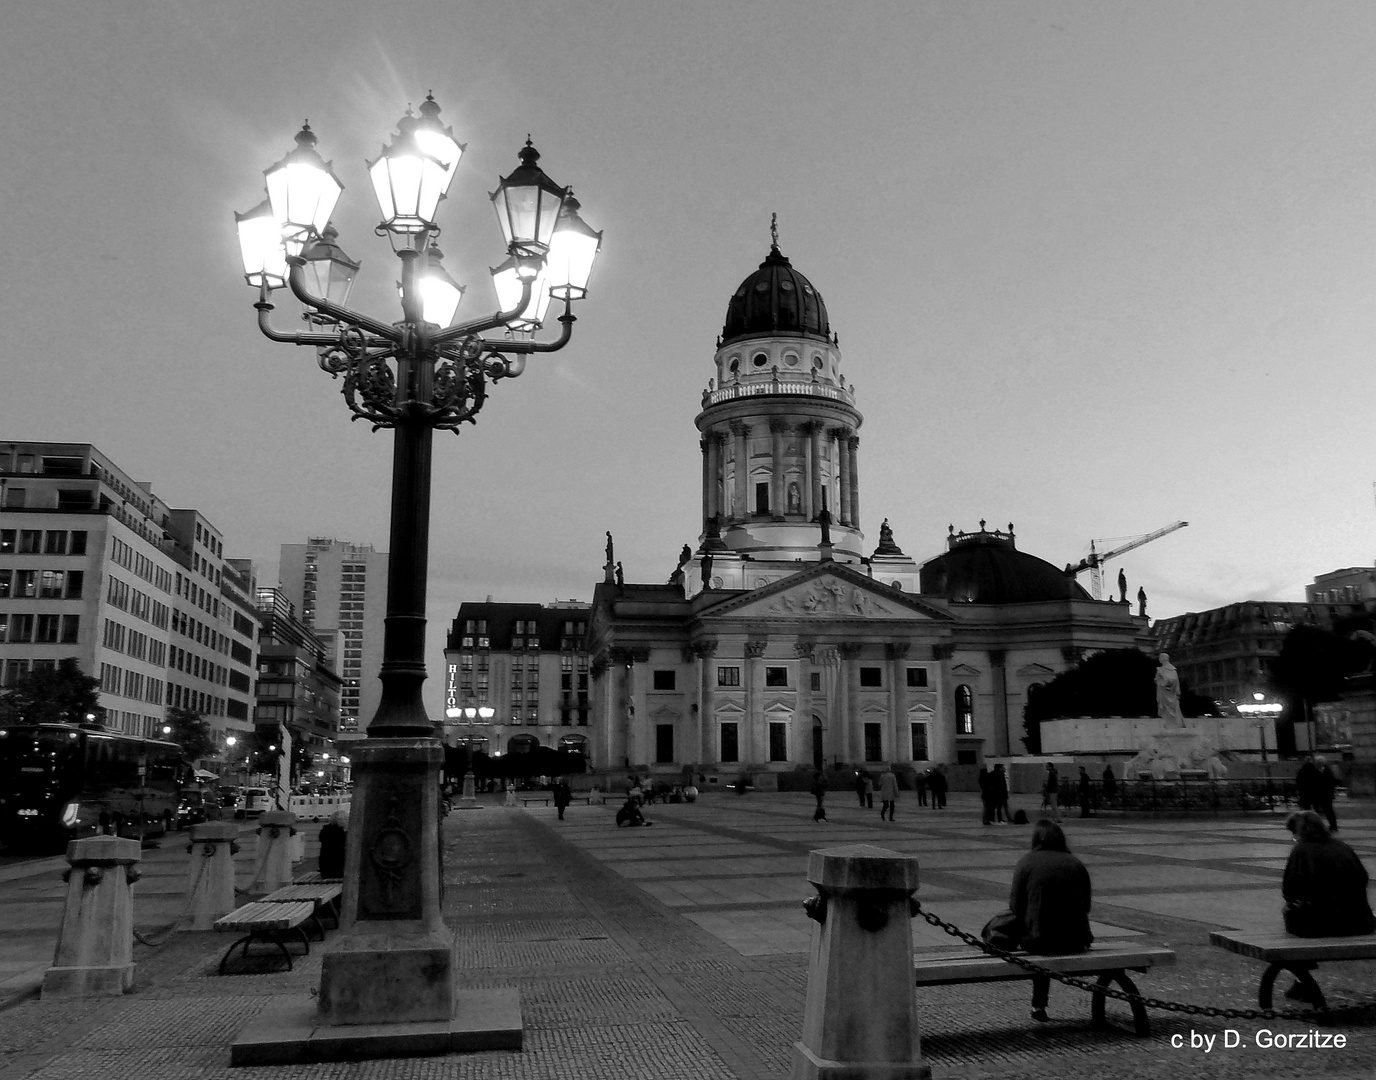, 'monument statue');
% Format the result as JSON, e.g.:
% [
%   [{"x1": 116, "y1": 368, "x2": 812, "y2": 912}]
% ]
[
  {"x1": 700, "y1": 553, "x2": 714, "y2": 588},
  {"x1": 615, "y1": 561, "x2": 624, "y2": 588},
  {"x1": 605, "y1": 531, "x2": 614, "y2": 566},
  {"x1": 679, "y1": 544, "x2": 692, "y2": 568},
  {"x1": 1137, "y1": 586, "x2": 1147, "y2": 618},
  {"x1": 1117, "y1": 568, "x2": 1127, "y2": 603},
  {"x1": 817, "y1": 508, "x2": 832, "y2": 547},
  {"x1": 1155, "y1": 652, "x2": 1184, "y2": 727}
]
